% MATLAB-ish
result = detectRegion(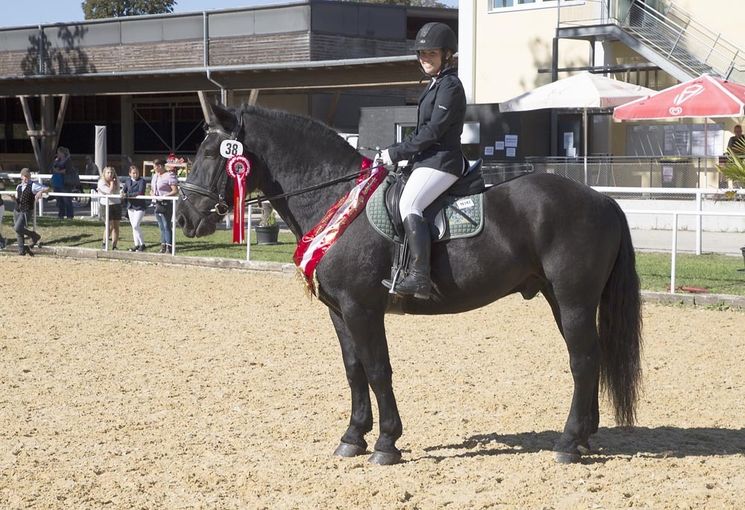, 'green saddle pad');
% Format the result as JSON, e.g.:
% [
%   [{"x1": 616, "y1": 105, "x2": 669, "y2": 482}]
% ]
[{"x1": 366, "y1": 179, "x2": 485, "y2": 243}]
